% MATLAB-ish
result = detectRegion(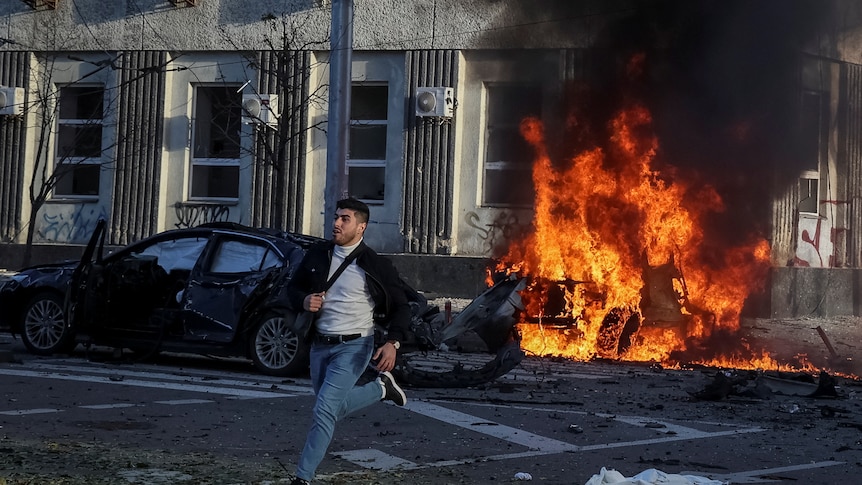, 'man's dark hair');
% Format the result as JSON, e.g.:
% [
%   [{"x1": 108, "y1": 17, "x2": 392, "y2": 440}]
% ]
[{"x1": 336, "y1": 197, "x2": 370, "y2": 223}]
